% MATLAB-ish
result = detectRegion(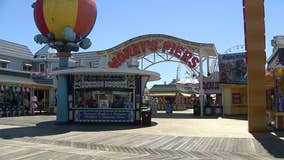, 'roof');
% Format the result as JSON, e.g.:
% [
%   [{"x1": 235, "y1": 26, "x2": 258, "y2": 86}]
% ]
[
  {"x1": 35, "y1": 45, "x2": 57, "y2": 55},
  {"x1": 177, "y1": 77, "x2": 199, "y2": 84},
  {"x1": 149, "y1": 83, "x2": 198, "y2": 94},
  {"x1": 0, "y1": 39, "x2": 33, "y2": 60},
  {"x1": 50, "y1": 67, "x2": 161, "y2": 81},
  {"x1": 95, "y1": 34, "x2": 218, "y2": 57}
]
